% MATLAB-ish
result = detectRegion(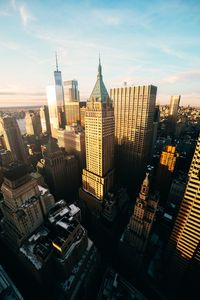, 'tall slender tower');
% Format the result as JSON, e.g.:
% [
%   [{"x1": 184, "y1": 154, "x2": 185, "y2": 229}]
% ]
[
  {"x1": 168, "y1": 95, "x2": 181, "y2": 137},
  {"x1": 110, "y1": 85, "x2": 157, "y2": 192},
  {"x1": 0, "y1": 116, "x2": 27, "y2": 163},
  {"x1": 47, "y1": 54, "x2": 65, "y2": 137},
  {"x1": 165, "y1": 134, "x2": 200, "y2": 290},
  {"x1": 80, "y1": 59, "x2": 114, "y2": 211}
]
